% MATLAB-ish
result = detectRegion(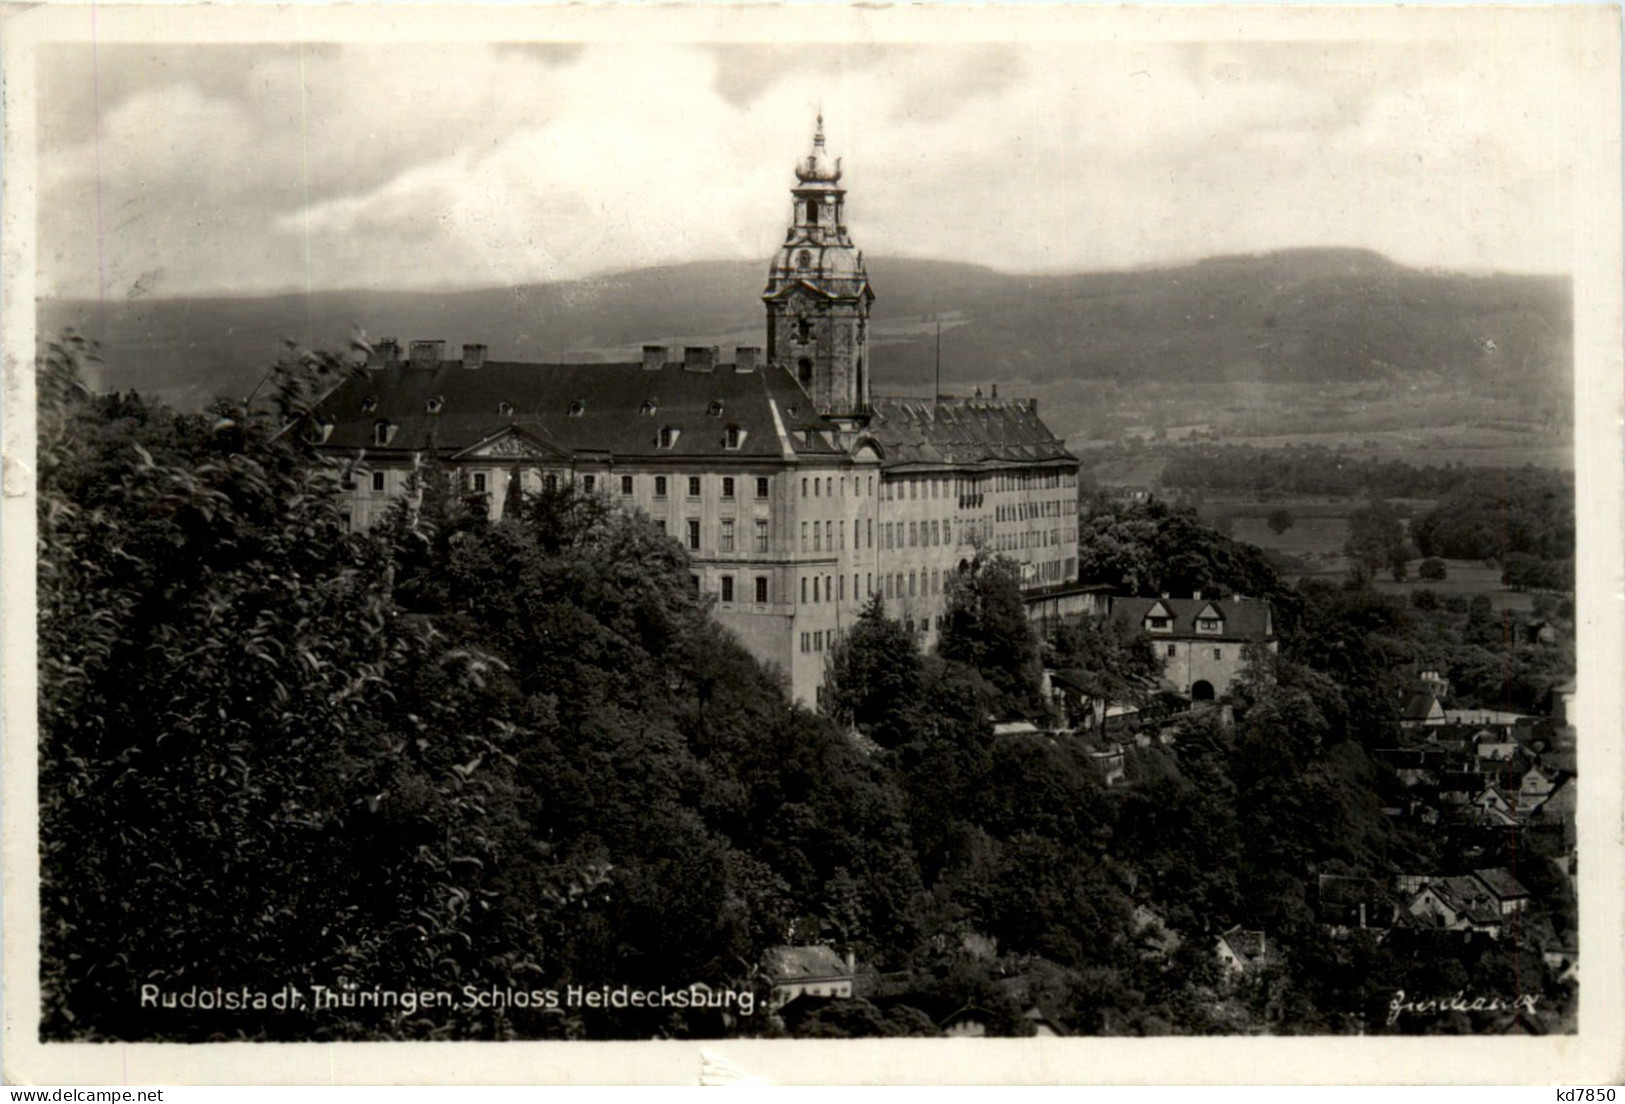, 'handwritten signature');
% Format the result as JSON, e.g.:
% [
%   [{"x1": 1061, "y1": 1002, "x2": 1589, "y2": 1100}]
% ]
[{"x1": 1387, "y1": 988, "x2": 1539, "y2": 1026}]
